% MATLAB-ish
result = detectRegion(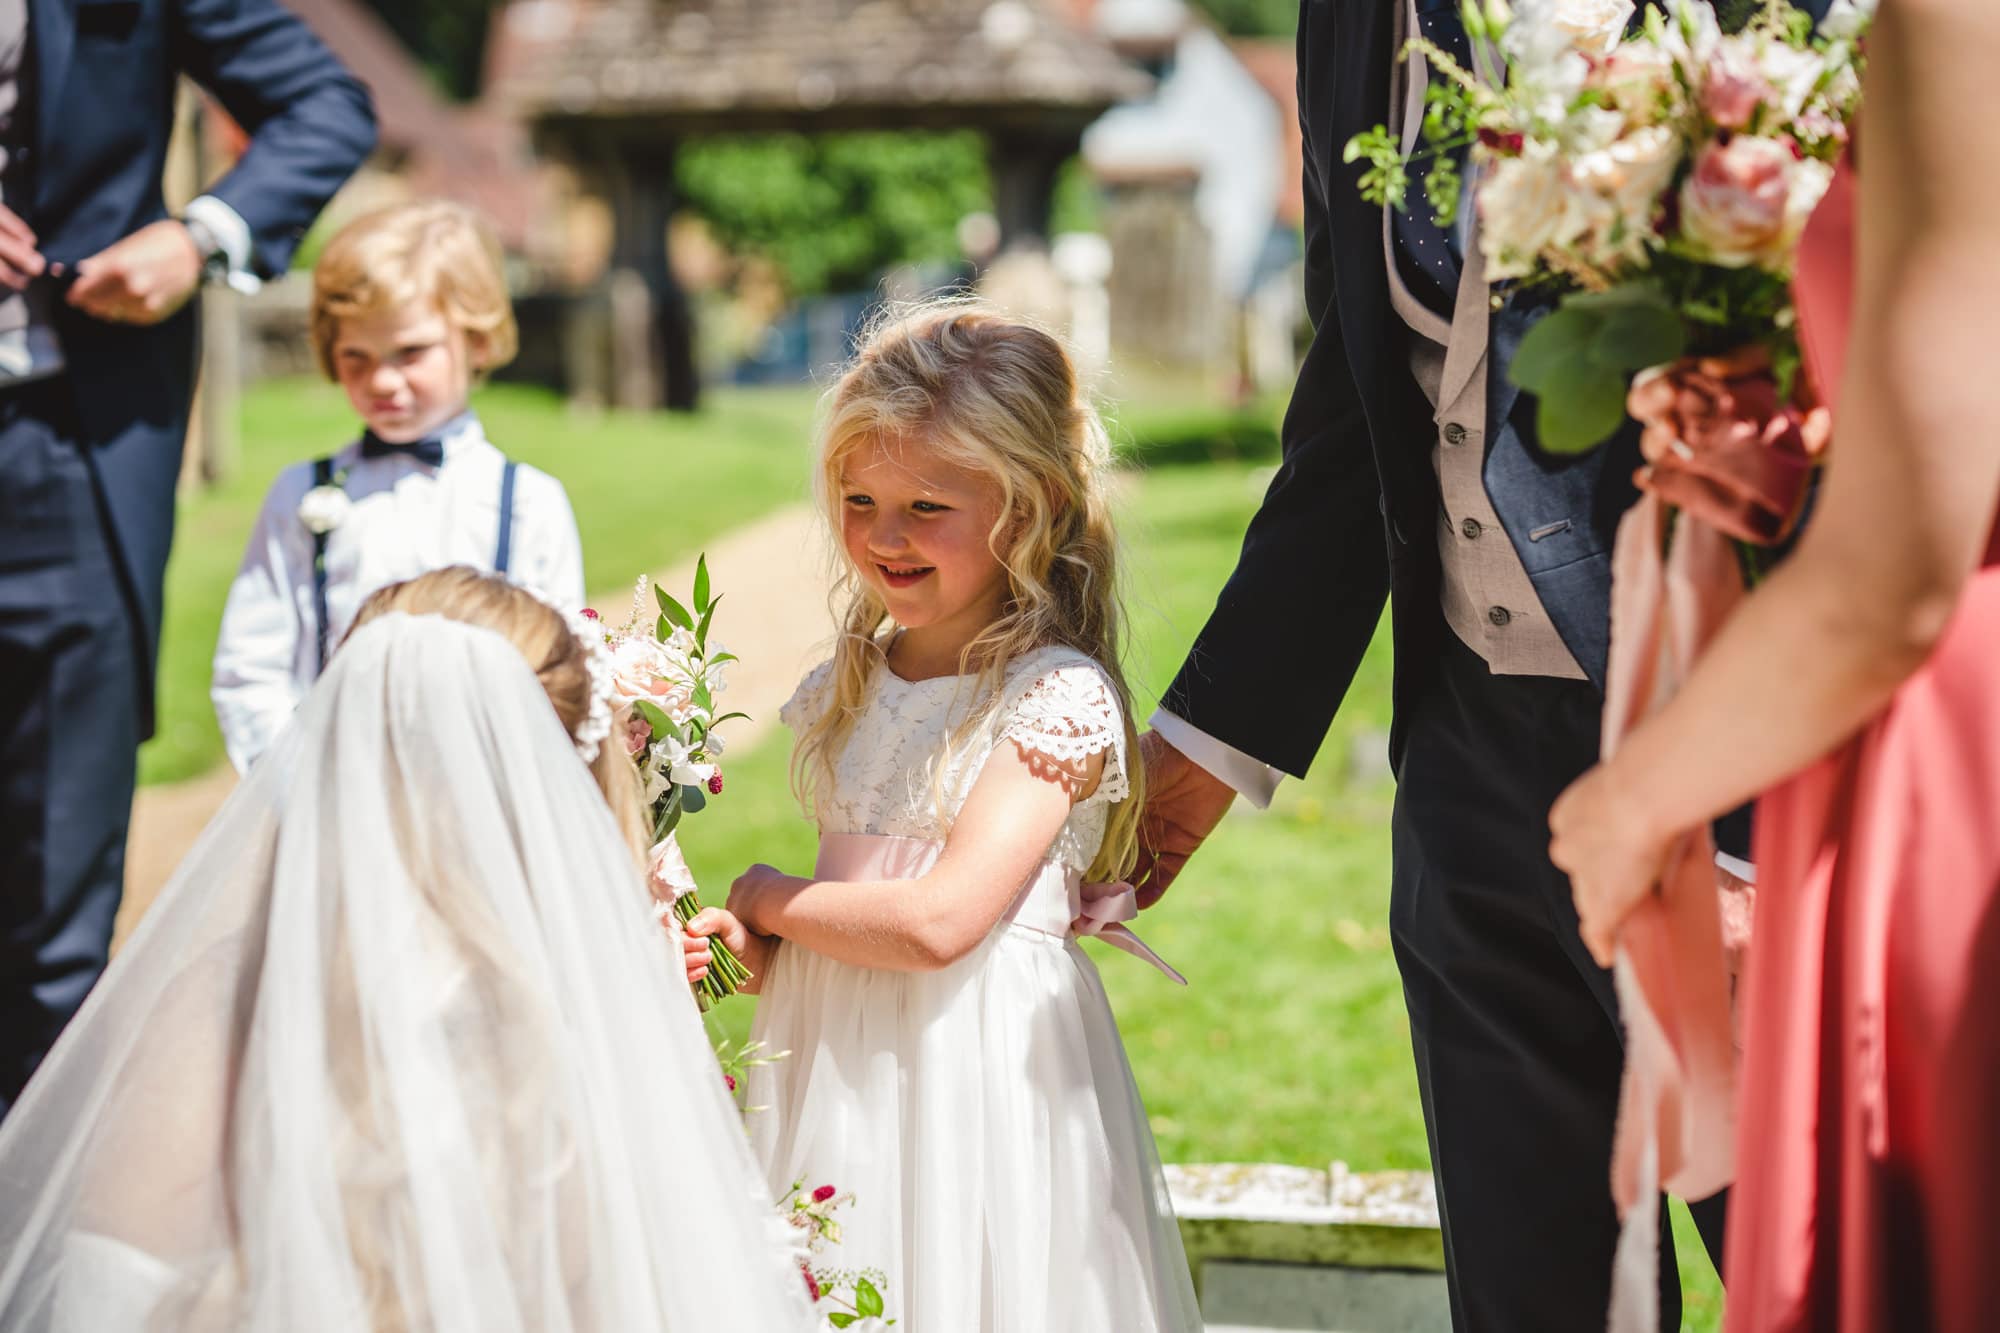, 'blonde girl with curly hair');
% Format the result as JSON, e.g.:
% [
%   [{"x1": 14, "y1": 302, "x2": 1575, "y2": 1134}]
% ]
[{"x1": 684, "y1": 302, "x2": 1201, "y2": 1332}]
